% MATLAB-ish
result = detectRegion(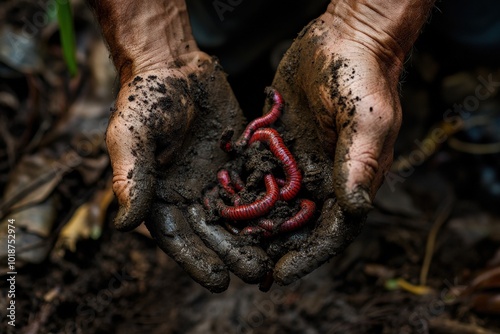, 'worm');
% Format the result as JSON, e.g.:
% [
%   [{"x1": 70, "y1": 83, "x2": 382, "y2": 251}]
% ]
[
  {"x1": 203, "y1": 186, "x2": 220, "y2": 212},
  {"x1": 229, "y1": 170, "x2": 245, "y2": 192},
  {"x1": 219, "y1": 129, "x2": 235, "y2": 153},
  {"x1": 217, "y1": 169, "x2": 237, "y2": 196},
  {"x1": 211, "y1": 87, "x2": 315, "y2": 238},
  {"x1": 226, "y1": 87, "x2": 283, "y2": 151},
  {"x1": 236, "y1": 87, "x2": 283, "y2": 147},
  {"x1": 276, "y1": 178, "x2": 286, "y2": 187},
  {"x1": 249, "y1": 128, "x2": 302, "y2": 201},
  {"x1": 279, "y1": 199, "x2": 316, "y2": 233},
  {"x1": 239, "y1": 201, "x2": 316, "y2": 237},
  {"x1": 238, "y1": 219, "x2": 275, "y2": 237},
  {"x1": 240, "y1": 225, "x2": 268, "y2": 237},
  {"x1": 224, "y1": 222, "x2": 241, "y2": 235},
  {"x1": 217, "y1": 169, "x2": 244, "y2": 205},
  {"x1": 257, "y1": 219, "x2": 275, "y2": 231},
  {"x1": 216, "y1": 174, "x2": 279, "y2": 220}
]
